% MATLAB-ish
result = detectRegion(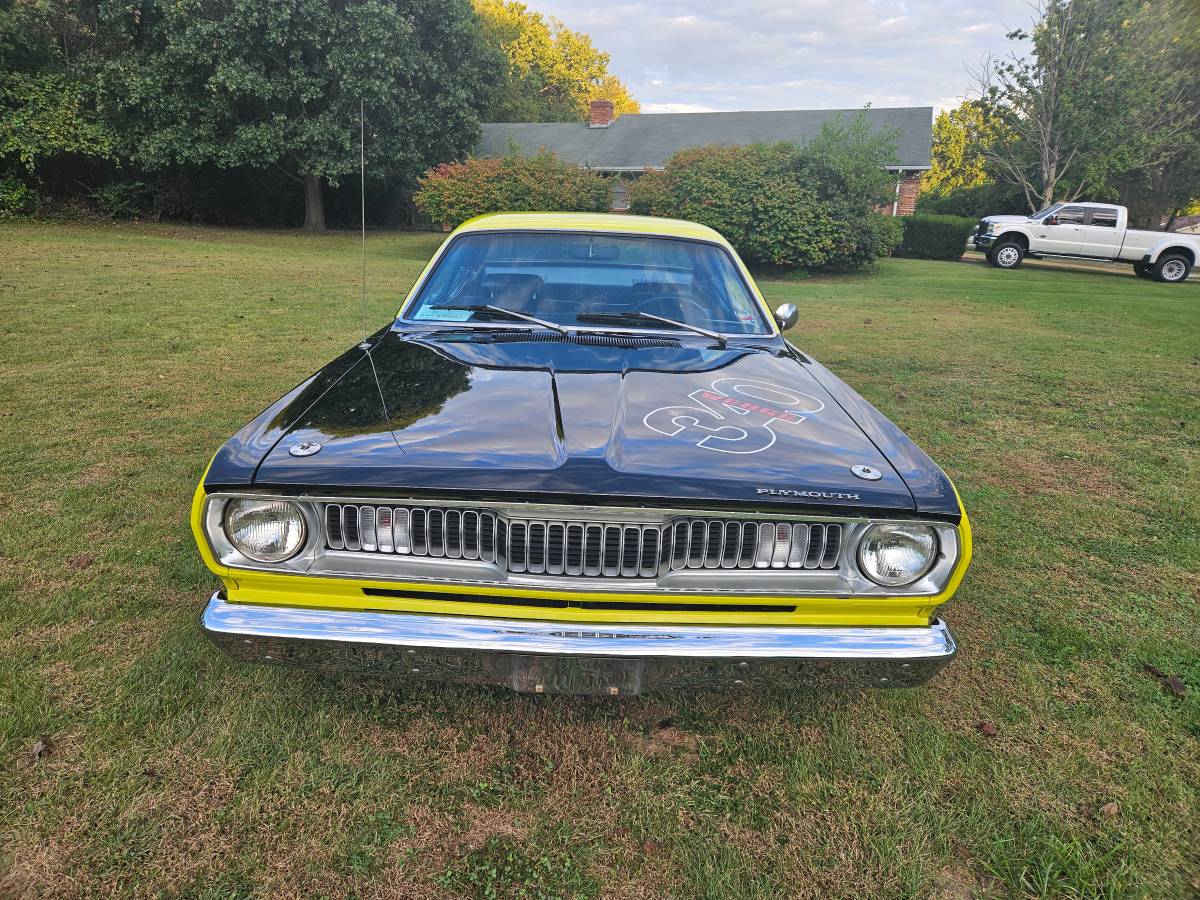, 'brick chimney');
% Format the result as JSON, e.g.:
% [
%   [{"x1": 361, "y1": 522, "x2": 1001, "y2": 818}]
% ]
[{"x1": 588, "y1": 99, "x2": 614, "y2": 128}]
